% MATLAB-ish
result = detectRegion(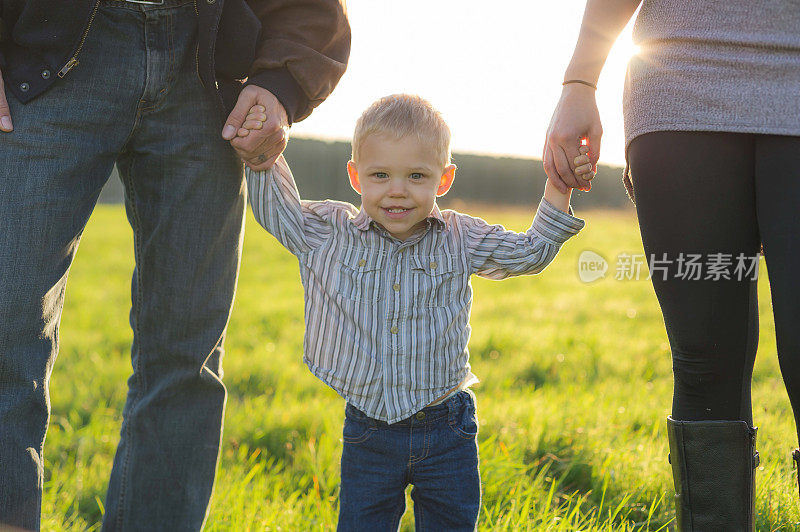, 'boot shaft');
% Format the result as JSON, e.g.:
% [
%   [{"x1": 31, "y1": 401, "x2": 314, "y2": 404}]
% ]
[{"x1": 667, "y1": 416, "x2": 759, "y2": 531}]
